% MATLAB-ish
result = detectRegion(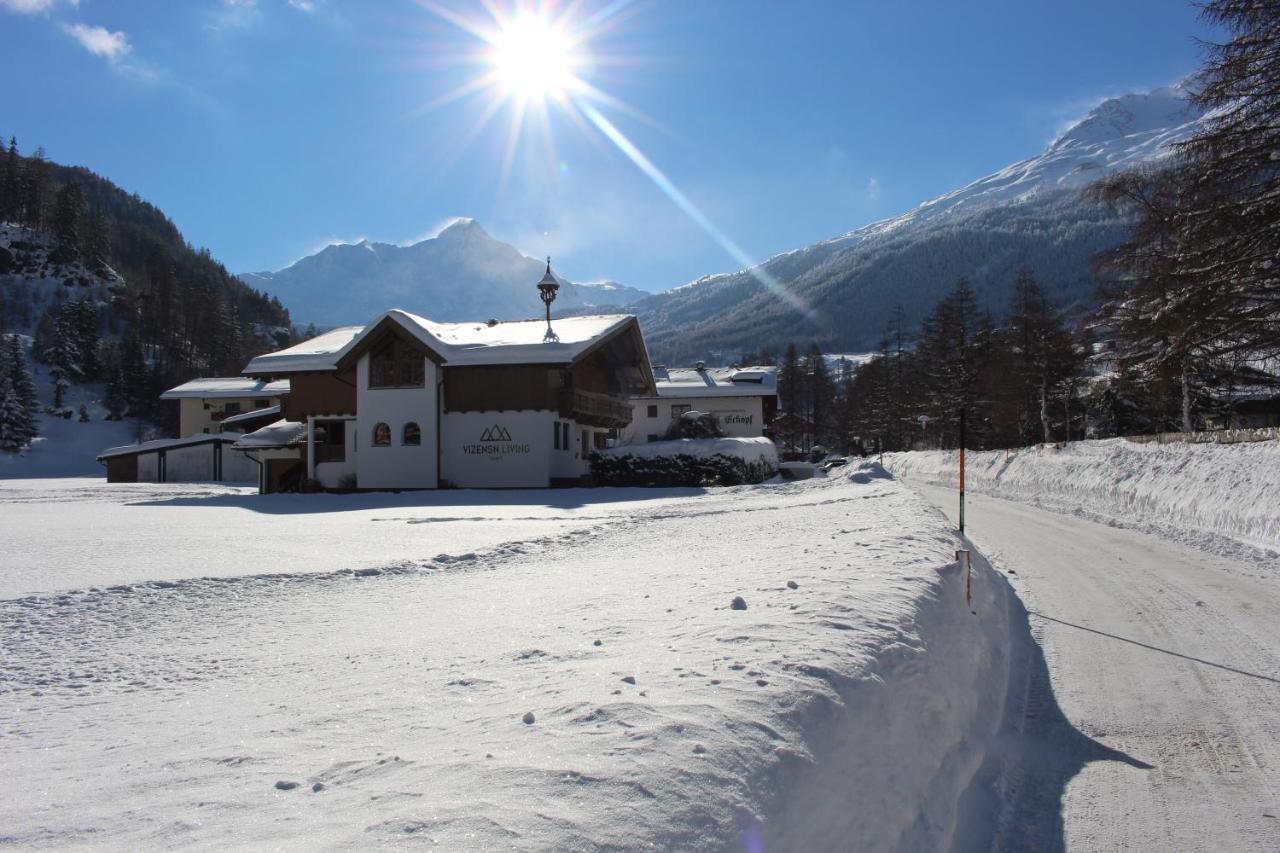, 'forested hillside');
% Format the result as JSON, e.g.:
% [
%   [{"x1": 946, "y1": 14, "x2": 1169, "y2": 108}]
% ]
[{"x1": 0, "y1": 138, "x2": 292, "y2": 435}]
